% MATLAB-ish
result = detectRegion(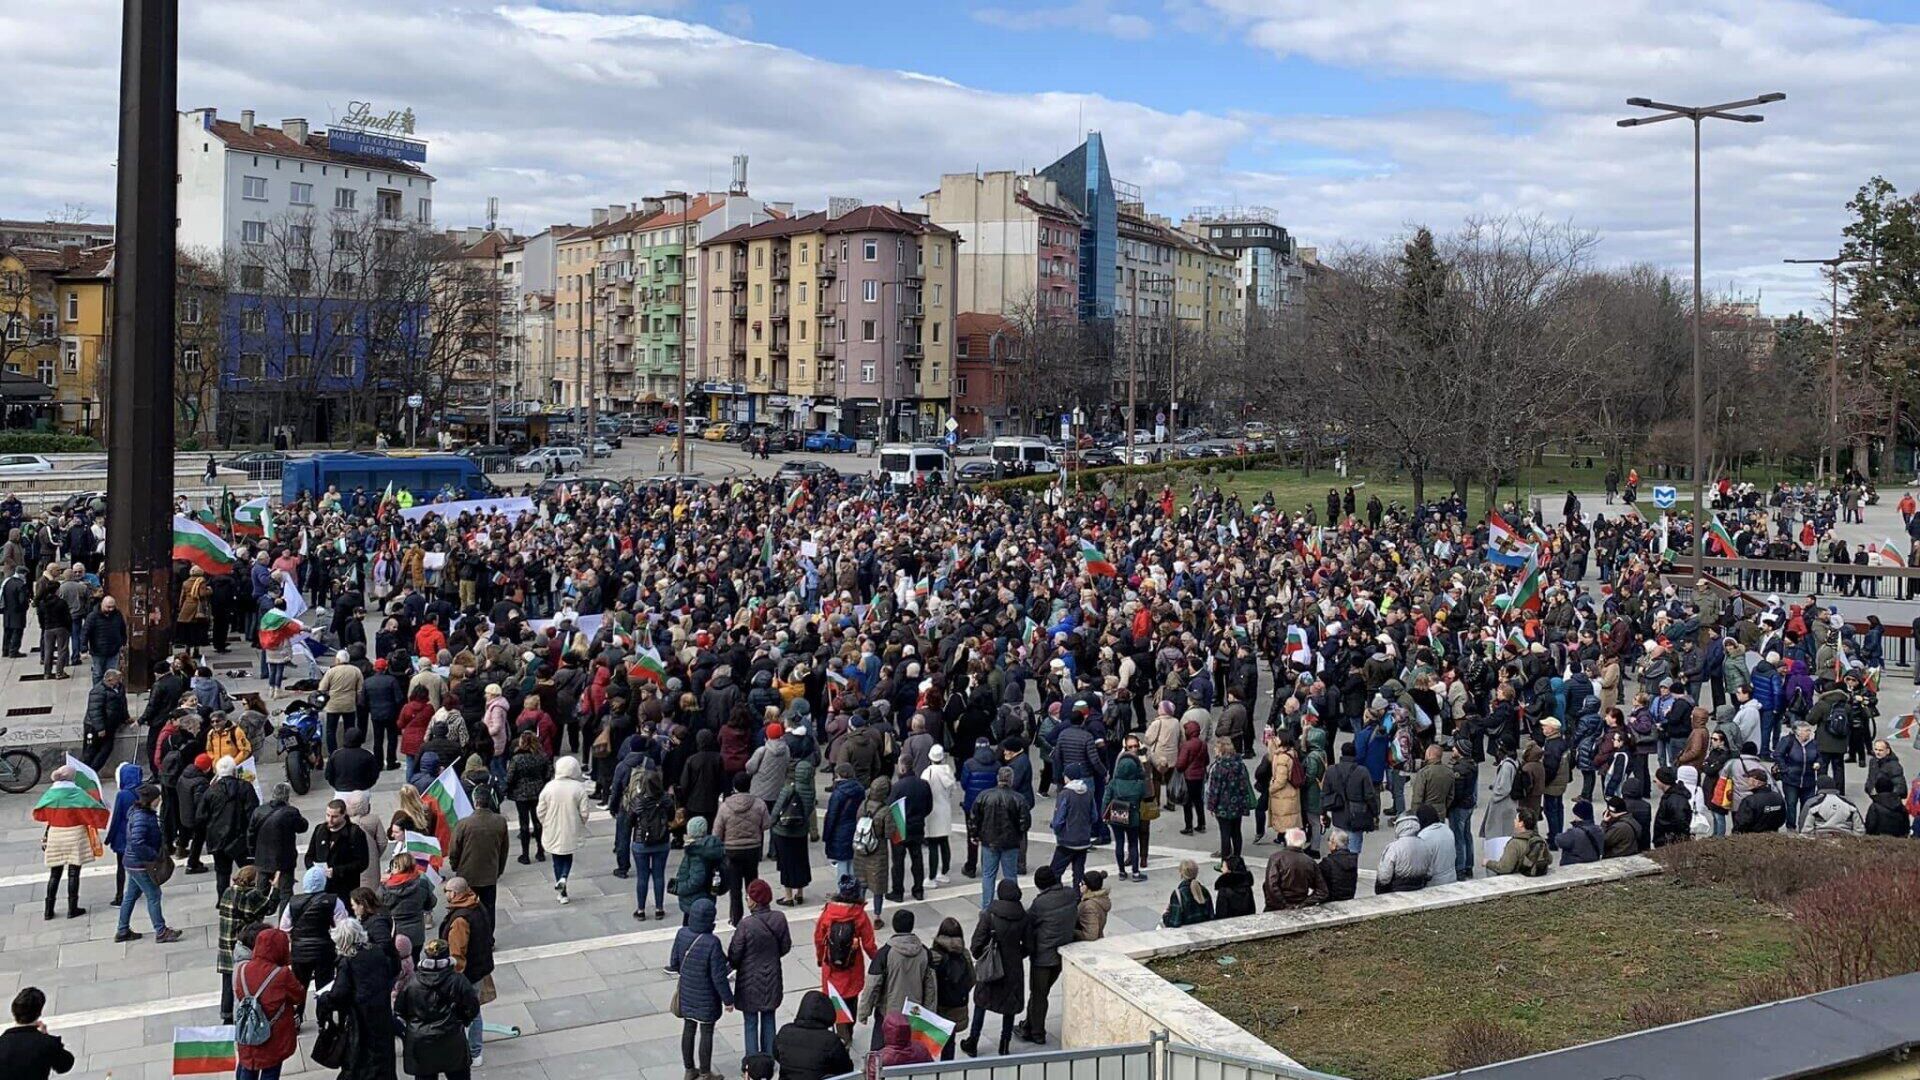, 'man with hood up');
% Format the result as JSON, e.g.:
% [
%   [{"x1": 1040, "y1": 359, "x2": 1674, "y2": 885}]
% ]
[
  {"x1": 103, "y1": 762, "x2": 146, "y2": 905},
  {"x1": 233, "y1": 927, "x2": 305, "y2": 1080},
  {"x1": 534, "y1": 755, "x2": 591, "y2": 903},
  {"x1": 775, "y1": 990, "x2": 855, "y2": 1080},
  {"x1": 1372, "y1": 815, "x2": 1432, "y2": 894},
  {"x1": 858, "y1": 908, "x2": 937, "y2": 1052}
]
